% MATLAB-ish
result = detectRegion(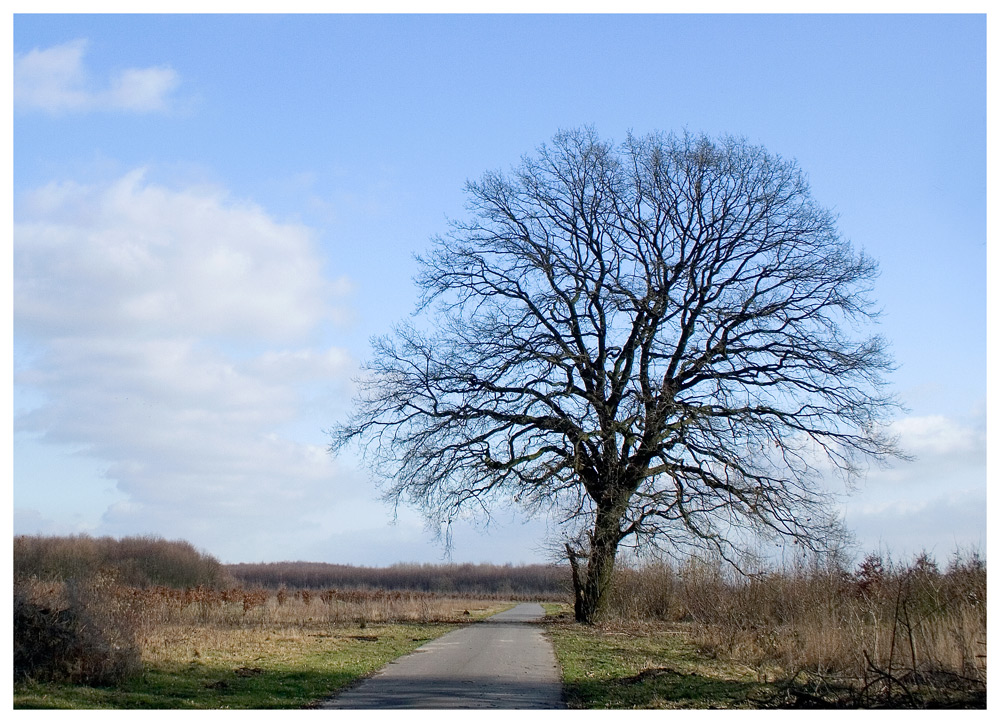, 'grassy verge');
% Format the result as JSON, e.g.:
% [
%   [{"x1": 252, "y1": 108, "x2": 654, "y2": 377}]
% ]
[
  {"x1": 15, "y1": 602, "x2": 512, "y2": 709},
  {"x1": 543, "y1": 604, "x2": 986, "y2": 709},
  {"x1": 542, "y1": 605, "x2": 779, "y2": 709}
]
